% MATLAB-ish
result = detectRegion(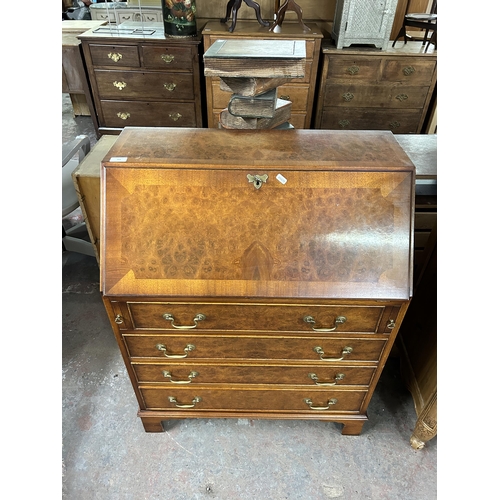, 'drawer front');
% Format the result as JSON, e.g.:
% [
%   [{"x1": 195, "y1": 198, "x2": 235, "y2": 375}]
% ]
[
  {"x1": 414, "y1": 212, "x2": 437, "y2": 230},
  {"x1": 125, "y1": 302, "x2": 390, "y2": 333},
  {"x1": 94, "y1": 70, "x2": 195, "y2": 100},
  {"x1": 324, "y1": 84, "x2": 430, "y2": 109},
  {"x1": 118, "y1": 12, "x2": 161, "y2": 23},
  {"x1": 124, "y1": 335, "x2": 387, "y2": 362},
  {"x1": 133, "y1": 362, "x2": 376, "y2": 386},
  {"x1": 326, "y1": 56, "x2": 382, "y2": 81},
  {"x1": 100, "y1": 100, "x2": 198, "y2": 127},
  {"x1": 381, "y1": 58, "x2": 436, "y2": 84},
  {"x1": 319, "y1": 107, "x2": 421, "y2": 133},
  {"x1": 140, "y1": 386, "x2": 367, "y2": 412},
  {"x1": 142, "y1": 45, "x2": 195, "y2": 71},
  {"x1": 89, "y1": 44, "x2": 140, "y2": 68}
]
